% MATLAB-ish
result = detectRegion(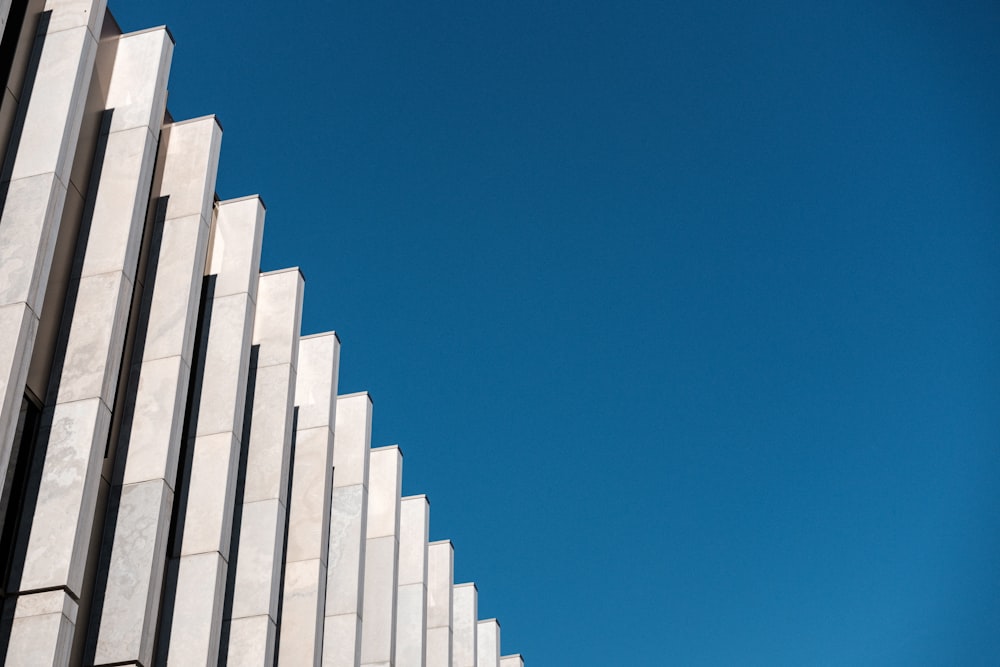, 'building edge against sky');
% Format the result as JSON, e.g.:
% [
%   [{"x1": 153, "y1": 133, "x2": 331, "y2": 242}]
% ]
[{"x1": 0, "y1": 1, "x2": 525, "y2": 665}]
